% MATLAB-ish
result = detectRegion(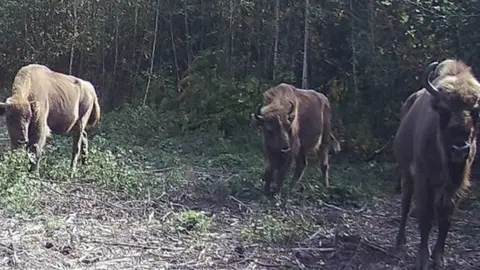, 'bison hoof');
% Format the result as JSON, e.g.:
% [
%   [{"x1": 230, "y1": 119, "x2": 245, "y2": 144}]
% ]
[
  {"x1": 395, "y1": 237, "x2": 406, "y2": 249},
  {"x1": 432, "y1": 251, "x2": 445, "y2": 268},
  {"x1": 28, "y1": 164, "x2": 39, "y2": 174}
]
